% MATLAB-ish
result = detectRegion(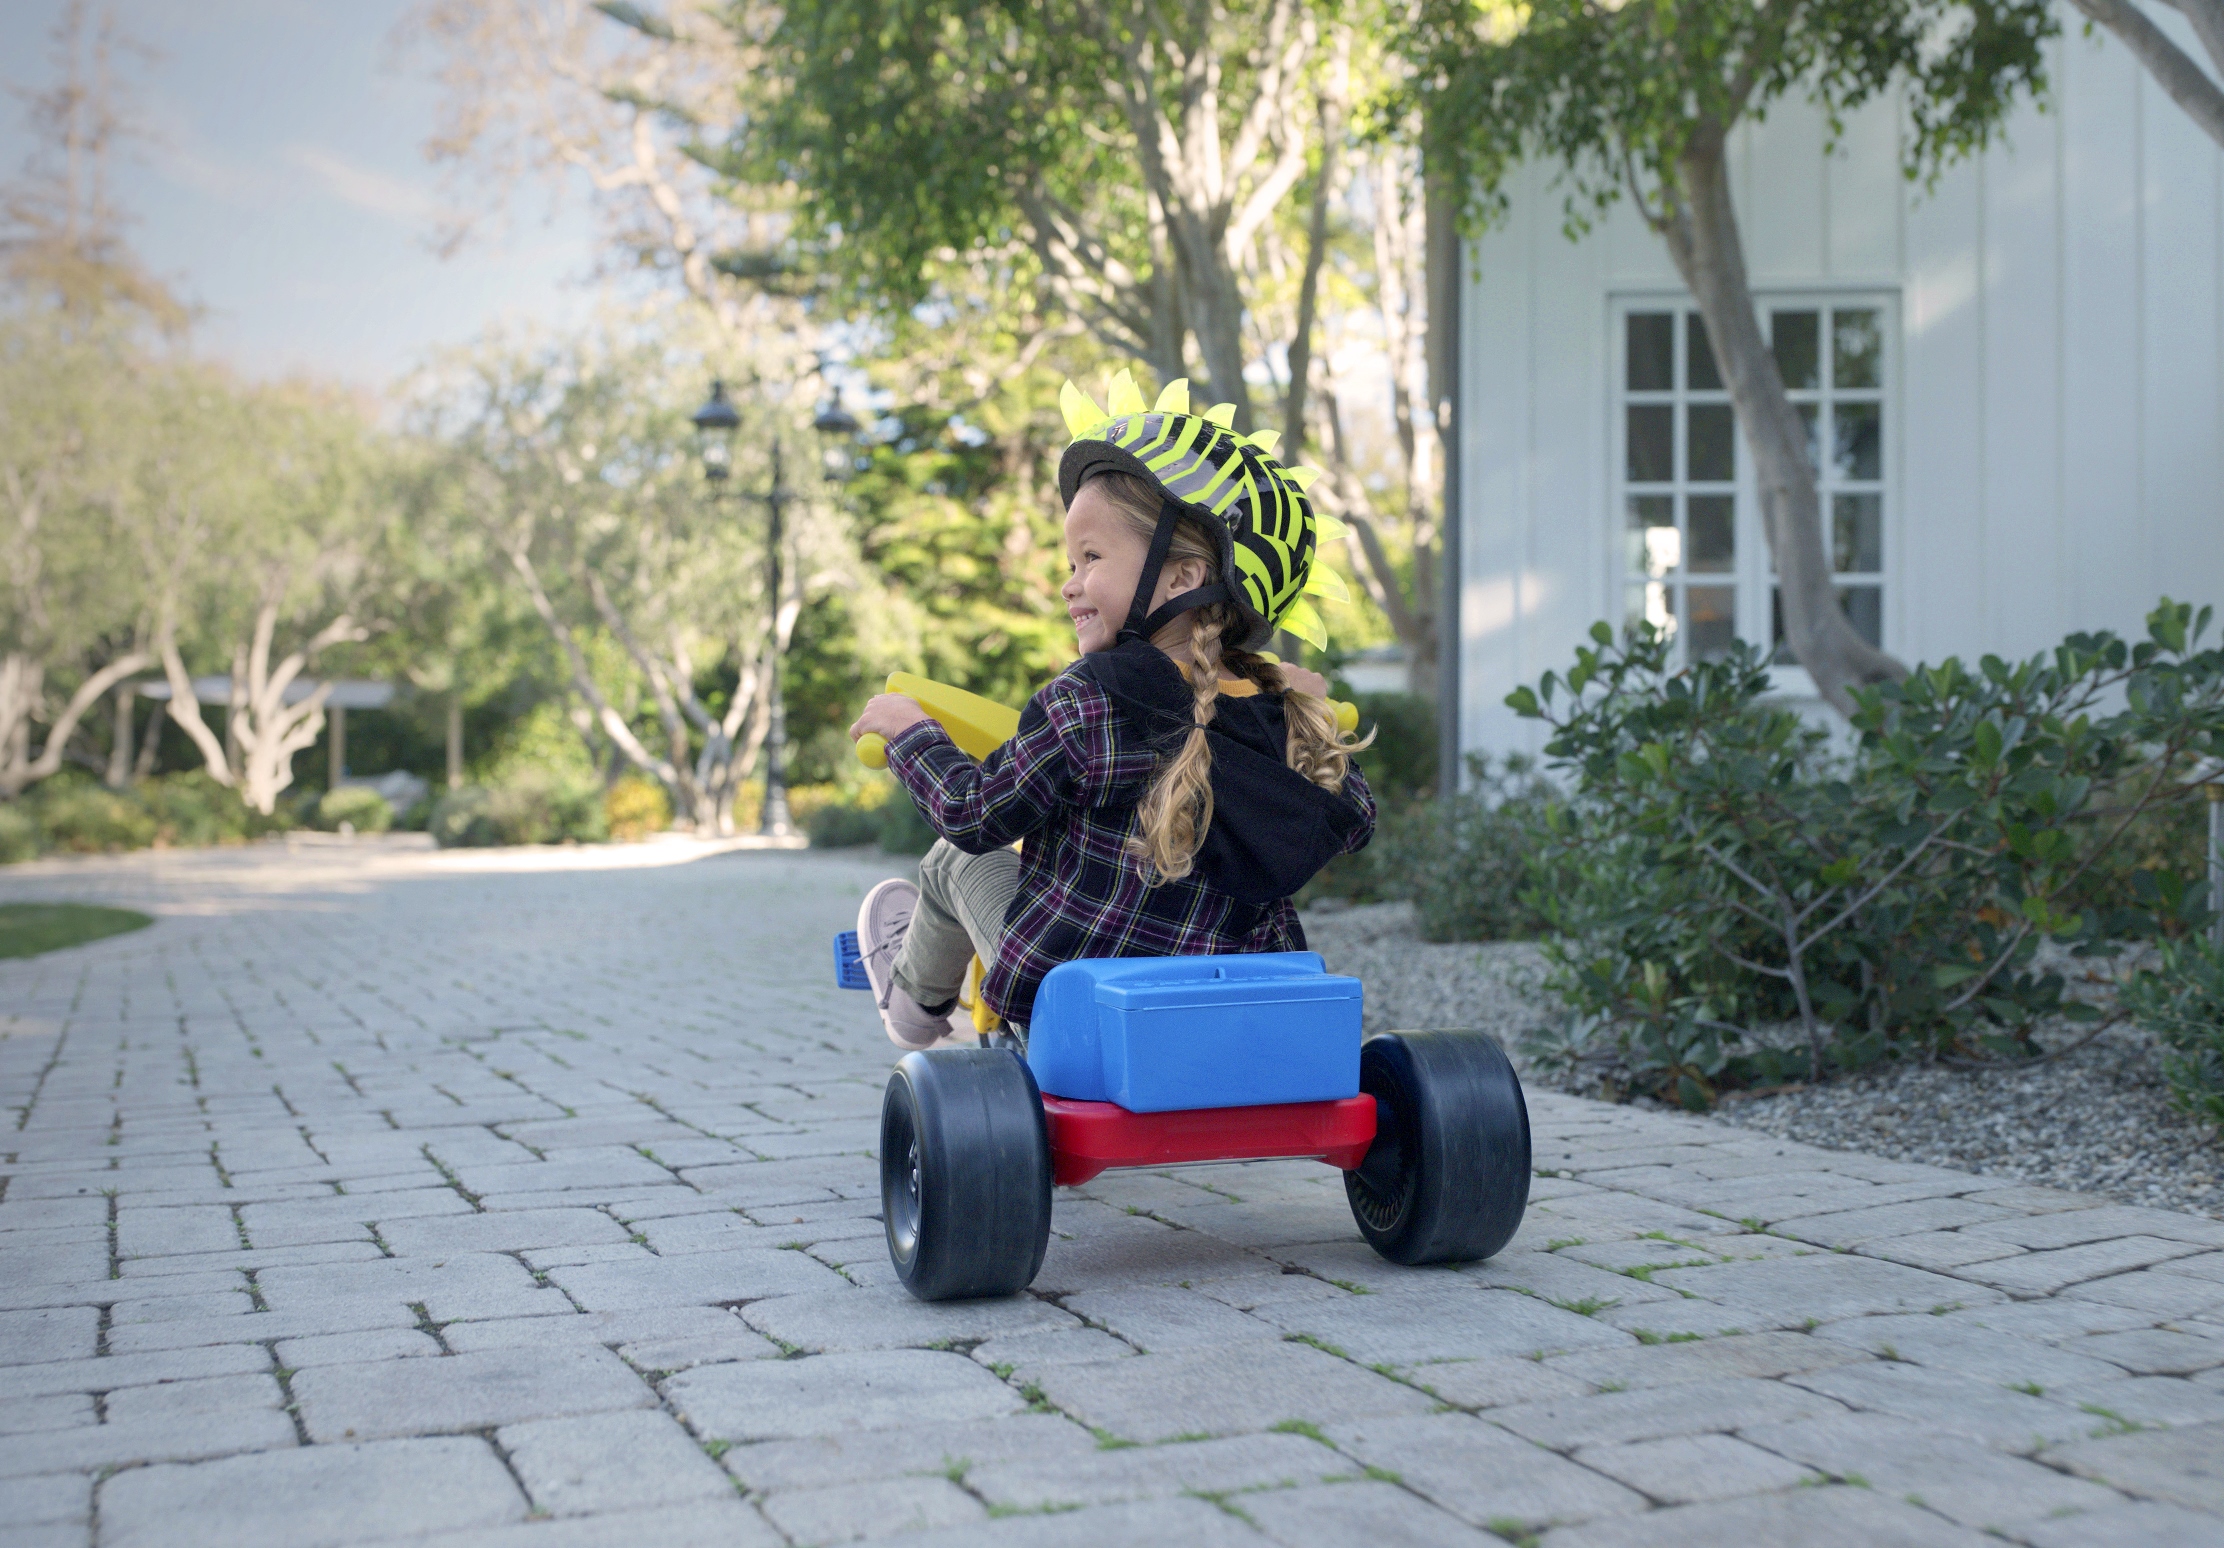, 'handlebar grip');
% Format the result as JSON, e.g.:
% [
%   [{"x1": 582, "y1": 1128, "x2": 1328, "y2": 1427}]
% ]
[
  {"x1": 855, "y1": 733, "x2": 889, "y2": 770},
  {"x1": 1333, "y1": 699, "x2": 1359, "y2": 736}
]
